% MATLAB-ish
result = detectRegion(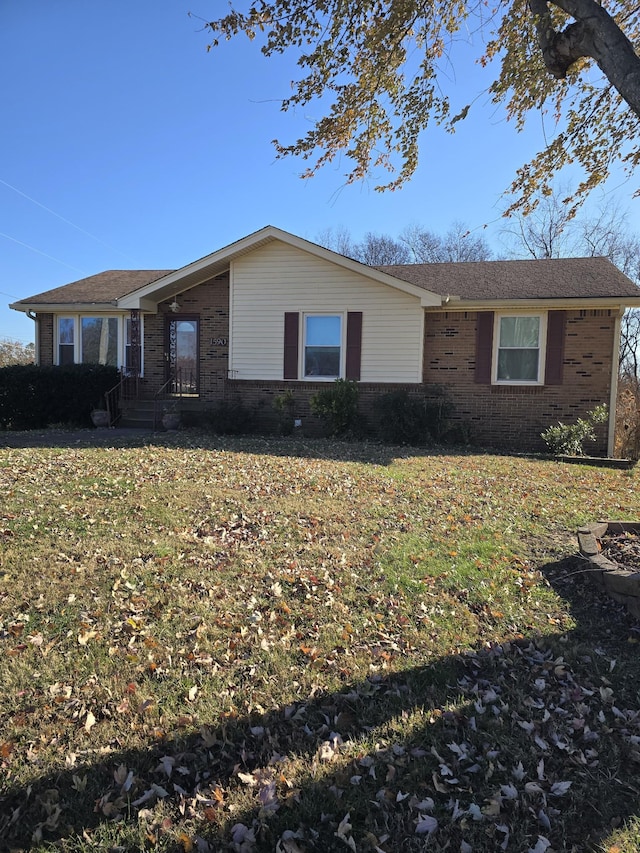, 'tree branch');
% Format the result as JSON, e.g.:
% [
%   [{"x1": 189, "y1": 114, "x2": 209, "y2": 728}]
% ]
[
  {"x1": 529, "y1": 0, "x2": 590, "y2": 78},
  {"x1": 530, "y1": 0, "x2": 640, "y2": 119}
]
